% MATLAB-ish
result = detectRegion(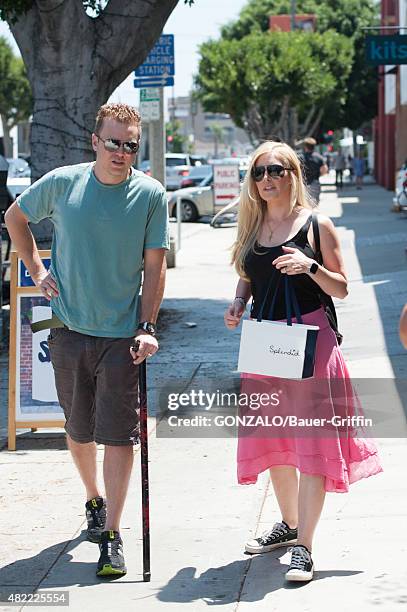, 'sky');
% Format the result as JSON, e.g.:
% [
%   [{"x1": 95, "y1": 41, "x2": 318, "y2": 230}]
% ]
[{"x1": 0, "y1": 0, "x2": 249, "y2": 116}]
